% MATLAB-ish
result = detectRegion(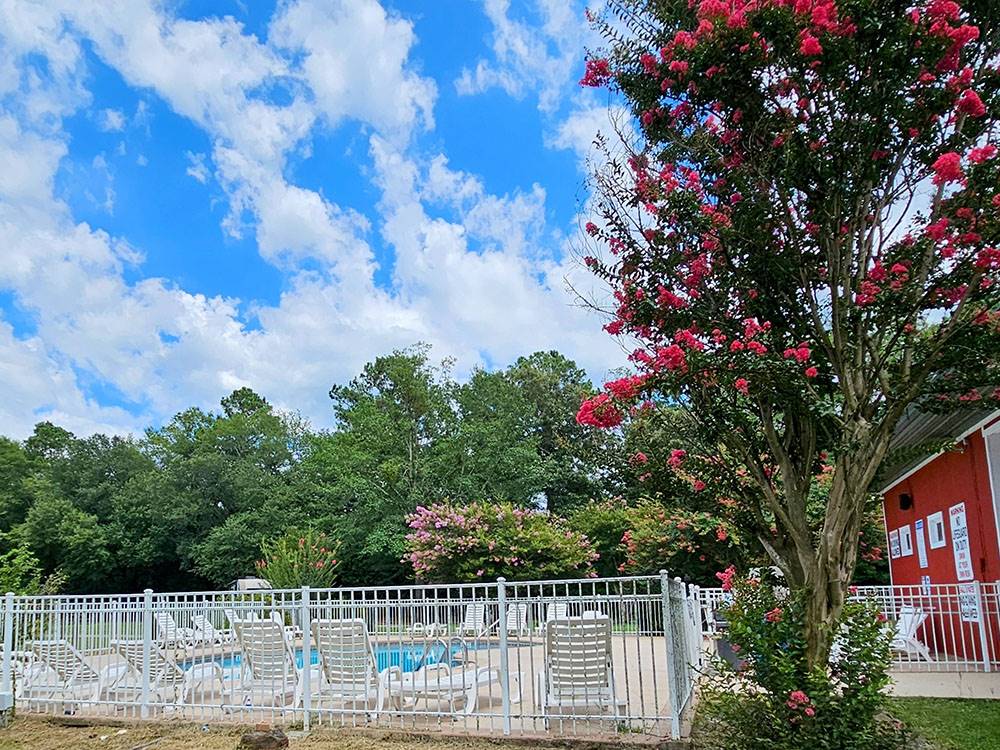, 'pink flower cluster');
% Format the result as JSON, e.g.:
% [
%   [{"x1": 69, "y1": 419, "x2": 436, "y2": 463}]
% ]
[
  {"x1": 579, "y1": 58, "x2": 612, "y2": 87},
  {"x1": 576, "y1": 393, "x2": 624, "y2": 428},
  {"x1": 786, "y1": 689, "x2": 815, "y2": 717},
  {"x1": 716, "y1": 564, "x2": 737, "y2": 591}
]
